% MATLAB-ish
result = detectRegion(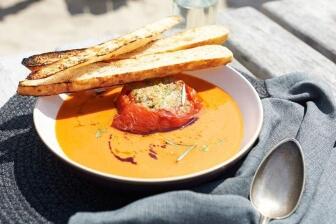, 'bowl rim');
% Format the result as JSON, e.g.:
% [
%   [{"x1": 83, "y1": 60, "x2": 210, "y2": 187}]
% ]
[{"x1": 33, "y1": 65, "x2": 263, "y2": 184}]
